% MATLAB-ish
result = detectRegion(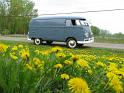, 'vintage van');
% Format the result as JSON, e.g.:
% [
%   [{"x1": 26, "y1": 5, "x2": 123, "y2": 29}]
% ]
[{"x1": 28, "y1": 16, "x2": 94, "y2": 48}]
